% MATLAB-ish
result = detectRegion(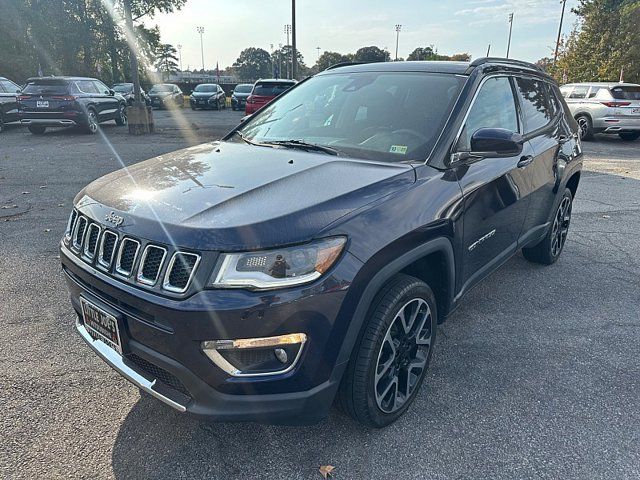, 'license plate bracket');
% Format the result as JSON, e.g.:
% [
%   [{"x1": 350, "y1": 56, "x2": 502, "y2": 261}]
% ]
[
  {"x1": 36, "y1": 100, "x2": 49, "y2": 108},
  {"x1": 80, "y1": 297, "x2": 123, "y2": 354}
]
